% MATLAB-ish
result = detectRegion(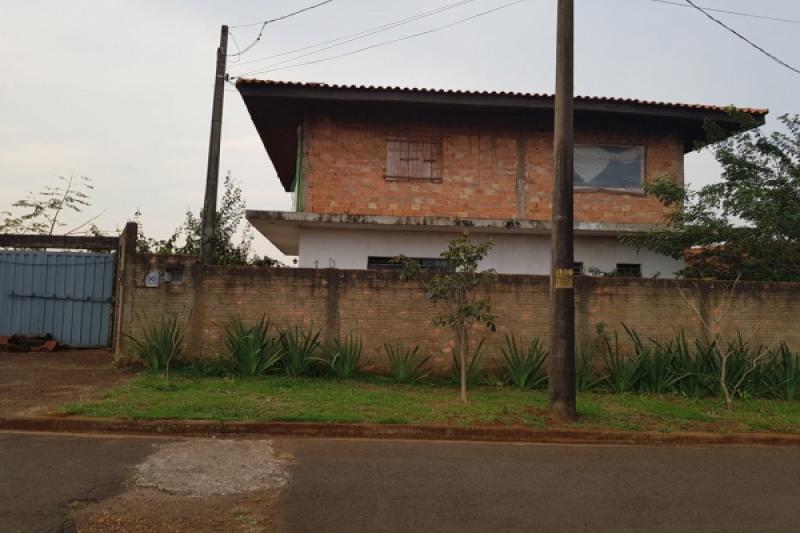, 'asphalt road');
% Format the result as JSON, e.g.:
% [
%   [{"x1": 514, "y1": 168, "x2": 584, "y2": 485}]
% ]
[
  {"x1": 3, "y1": 432, "x2": 800, "y2": 532},
  {"x1": 276, "y1": 439, "x2": 800, "y2": 533},
  {"x1": 0, "y1": 432, "x2": 165, "y2": 533}
]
